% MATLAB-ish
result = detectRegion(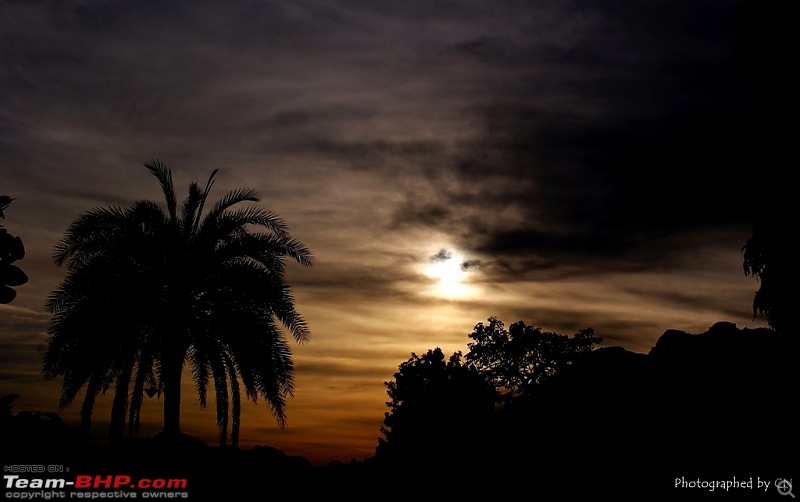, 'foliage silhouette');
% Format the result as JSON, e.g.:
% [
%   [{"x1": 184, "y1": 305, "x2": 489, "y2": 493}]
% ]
[
  {"x1": 742, "y1": 220, "x2": 795, "y2": 336},
  {"x1": 376, "y1": 348, "x2": 495, "y2": 465},
  {"x1": 4, "y1": 319, "x2": 793, "y2": 499},
  {"x1": 374, "y1": 321, "x2": 793, "y2": 496},
  {"x1": 43, "y1": 160, "x2": 313, "y2": 446},
  {"x1": 0, "y1": 196, "x2": 28, "y2": 304},
  {"x1": 465, "y1": 316, "x2": 602, "y2": 399},
  {"x1": 377, "y1": 318, "x2": 602, "y2": 474},
  {"x1": 734, "y1": 0, "x2": 798, "y2": 337}
]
